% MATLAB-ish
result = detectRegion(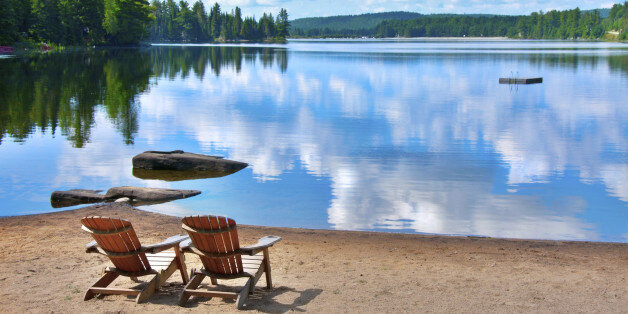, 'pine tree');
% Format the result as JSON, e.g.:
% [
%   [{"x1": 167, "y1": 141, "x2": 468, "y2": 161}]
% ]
[
  {"x1": 77, "y1": 0, "x2": 105, "y2": 44},
  {"x1": 164, "y1": 0, "x2": 180, "y2": 40},
  {"x1": 103, "y1": 0, "x2": 153, "y2": 45},
  {"x1": 0, "y1": 0, "x2": 18, "y2": 45},
  {"x1": 234, "y1": 7, "x2": 242, "y2": 39},
  {"x1": 209, "y1": 3, "x2": 221, "y2": 39},
  {"x1": 192, "y1": 1, "x2": 208, "y2": 41},
  {"x1": 176, "y1": 1, "x2": 195, "y2": 41},
  {"x1": 276, "y1": 8, "x2": 289, "y2": 39},
  {"x1": 31, "y1": 0, "x2": 63, "y2": 43}
]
